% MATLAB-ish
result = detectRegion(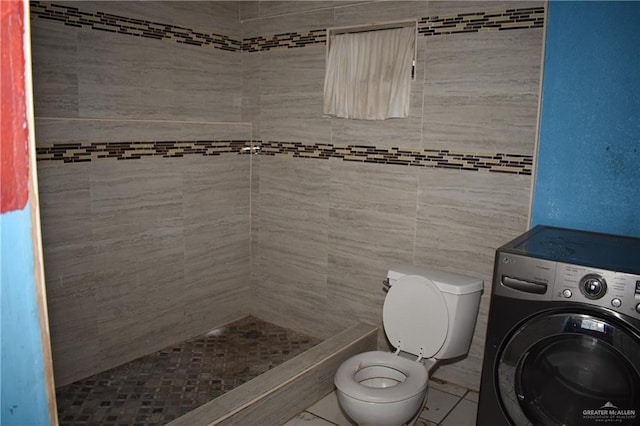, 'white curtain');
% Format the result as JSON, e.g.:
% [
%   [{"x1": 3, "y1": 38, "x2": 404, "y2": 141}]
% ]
[{"x1": 323, "y1": 26, "x2": 415, "y2": 120}]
